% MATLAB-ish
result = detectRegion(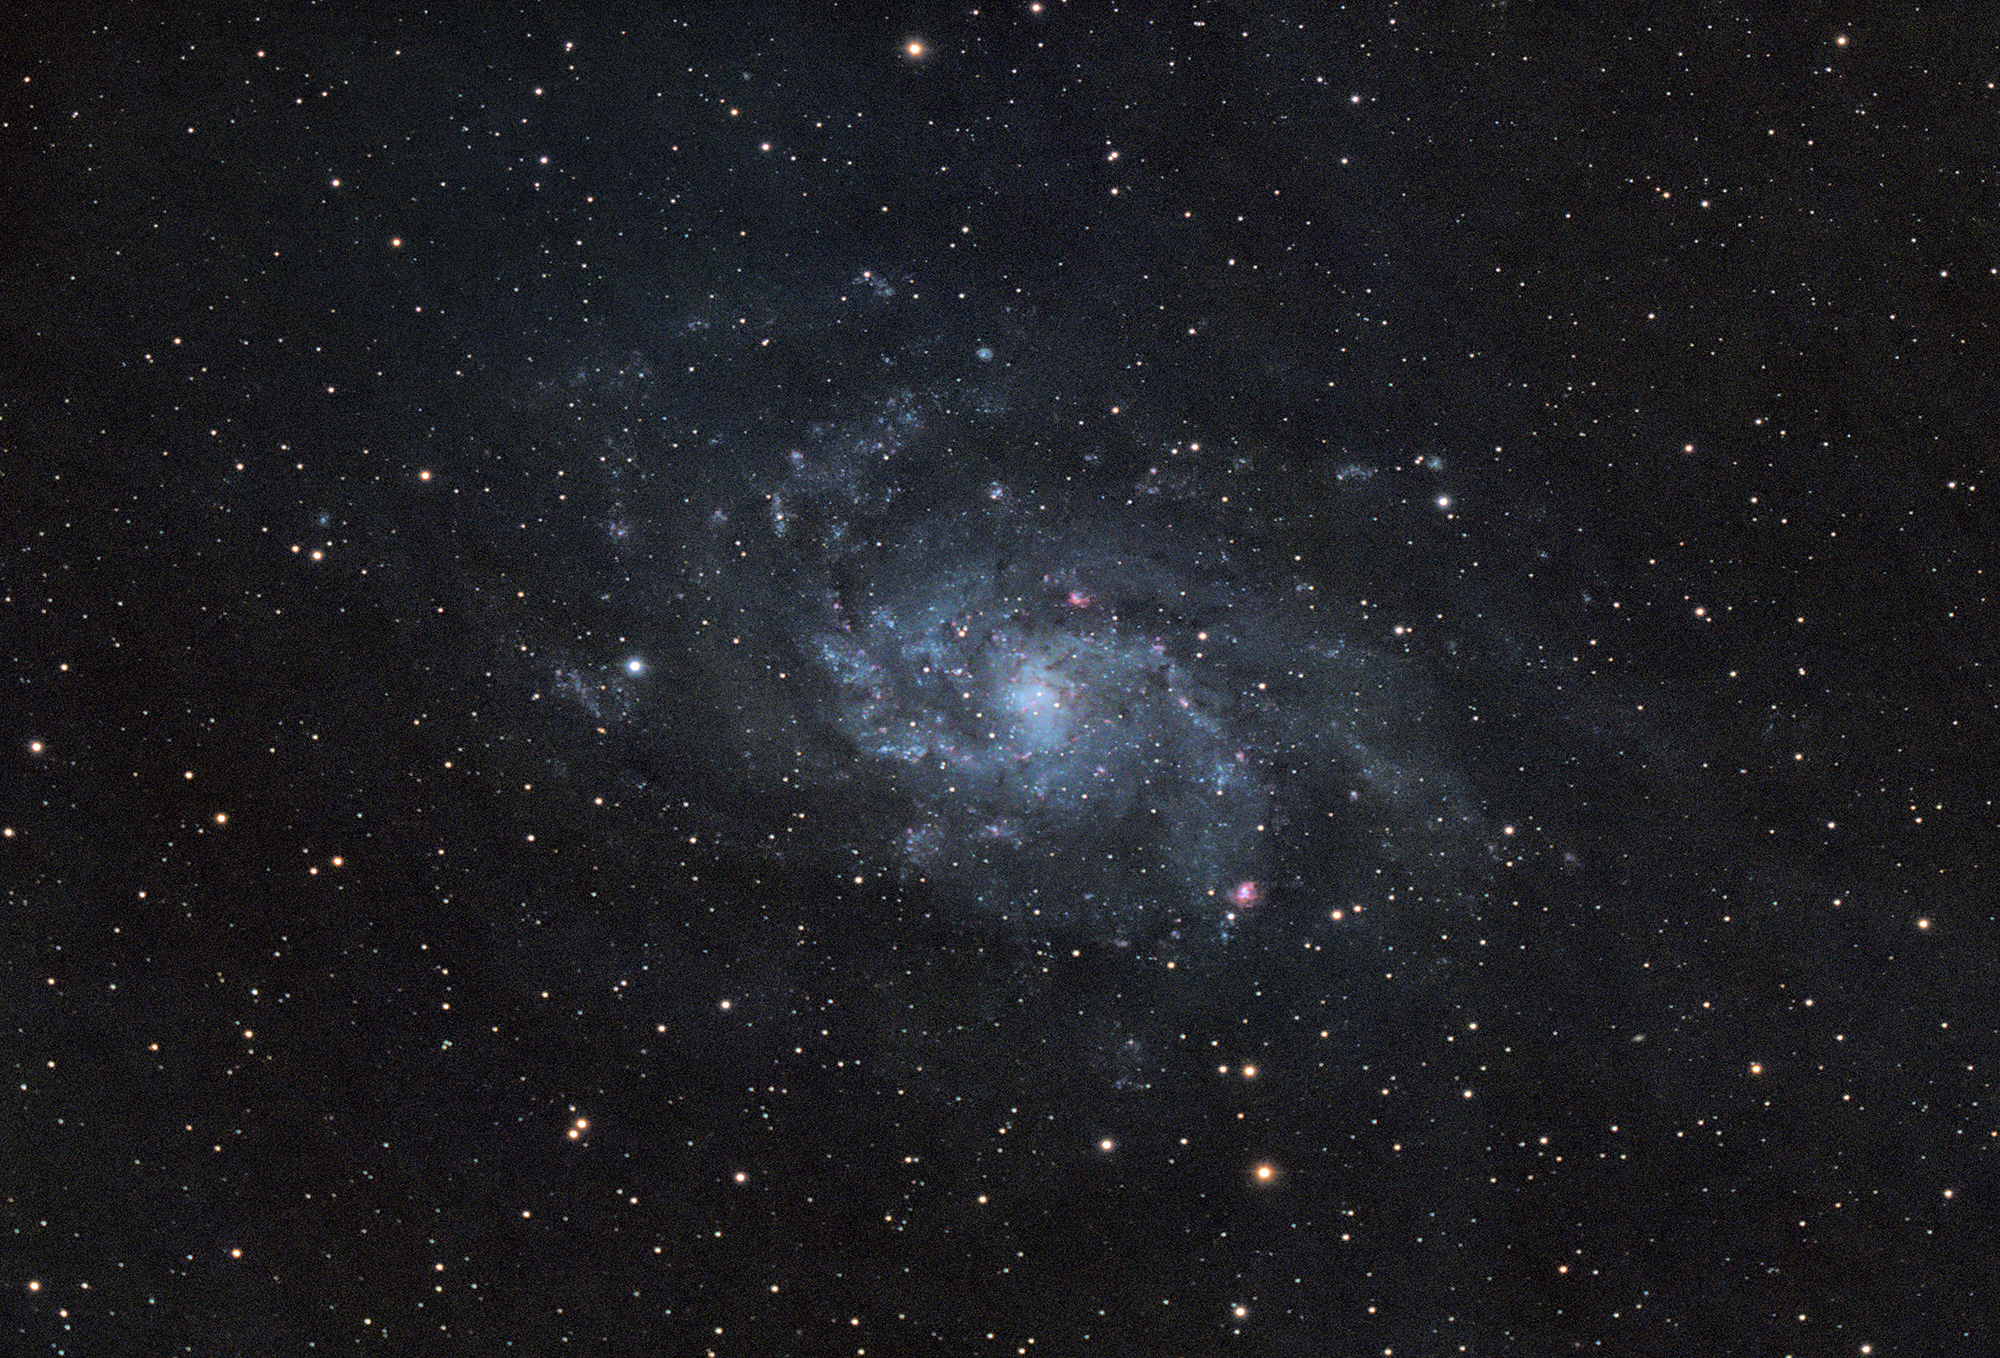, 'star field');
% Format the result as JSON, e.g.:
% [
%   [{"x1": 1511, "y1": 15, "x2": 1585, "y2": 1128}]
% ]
[{"x1": 3, "y1": 5, "x2": 1997, "y2": 1356}]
